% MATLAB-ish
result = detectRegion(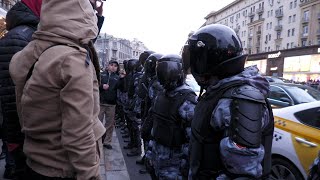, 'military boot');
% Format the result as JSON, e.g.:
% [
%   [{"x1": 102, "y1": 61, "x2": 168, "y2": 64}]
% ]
[{"x1": 127, "y1": 147, "x2": 141, "y2": 157}]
